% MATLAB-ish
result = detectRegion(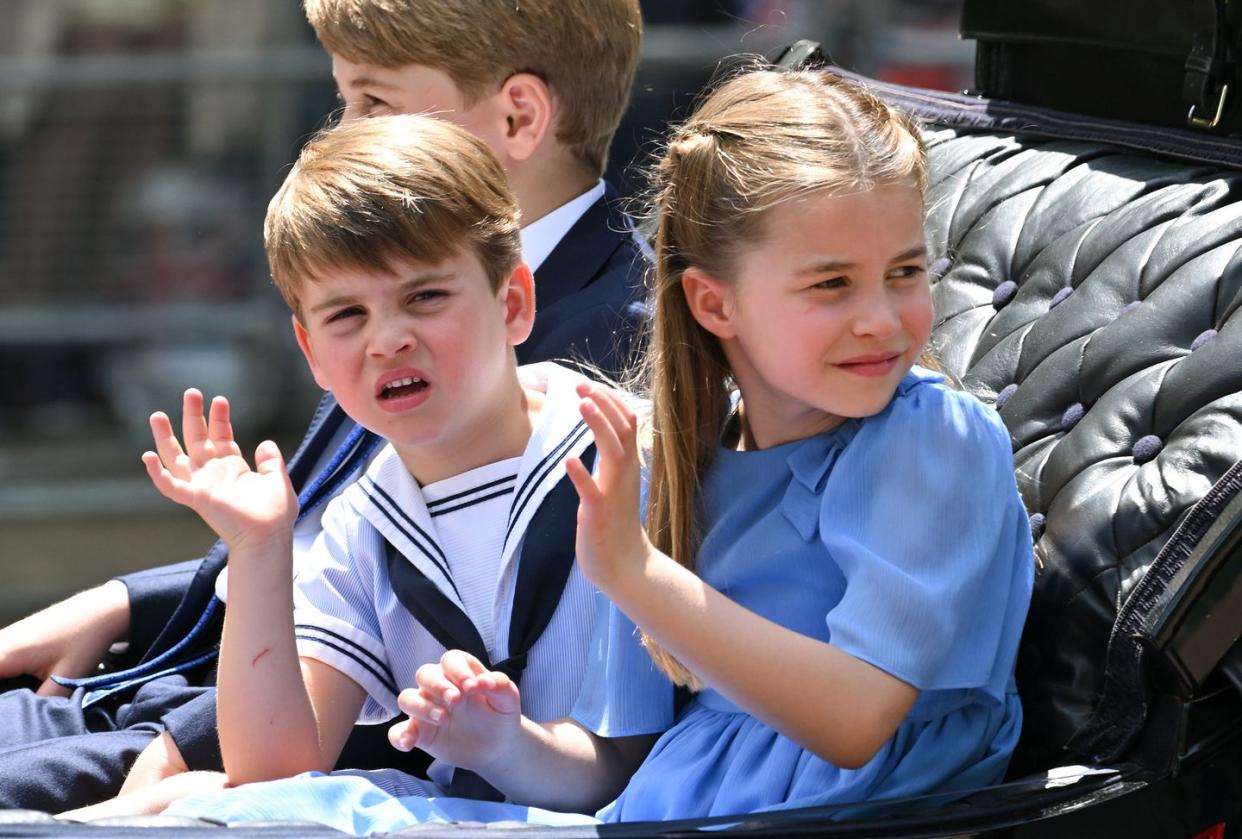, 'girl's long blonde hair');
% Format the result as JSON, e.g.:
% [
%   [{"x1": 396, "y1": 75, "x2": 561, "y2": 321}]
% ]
[{"x1": 639, "y1": 67, "x2": 929, "y2": 687}]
